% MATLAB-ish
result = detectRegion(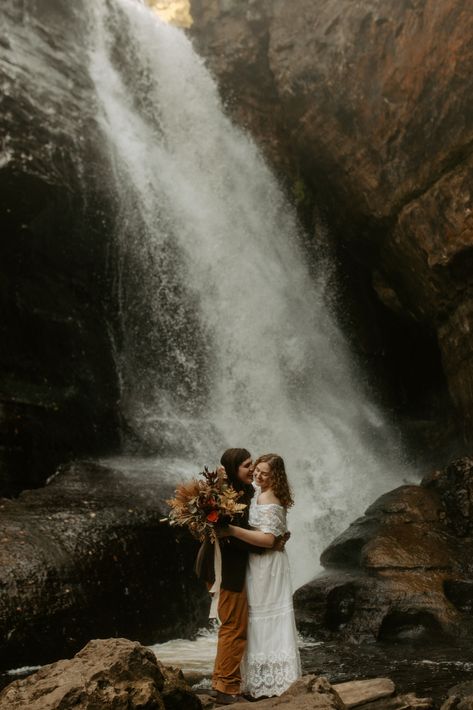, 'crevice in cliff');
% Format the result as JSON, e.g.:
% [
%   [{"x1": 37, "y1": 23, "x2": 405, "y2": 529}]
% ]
[{"x1": 389, "y1": 136, "x2": 473, "y2": 225}]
